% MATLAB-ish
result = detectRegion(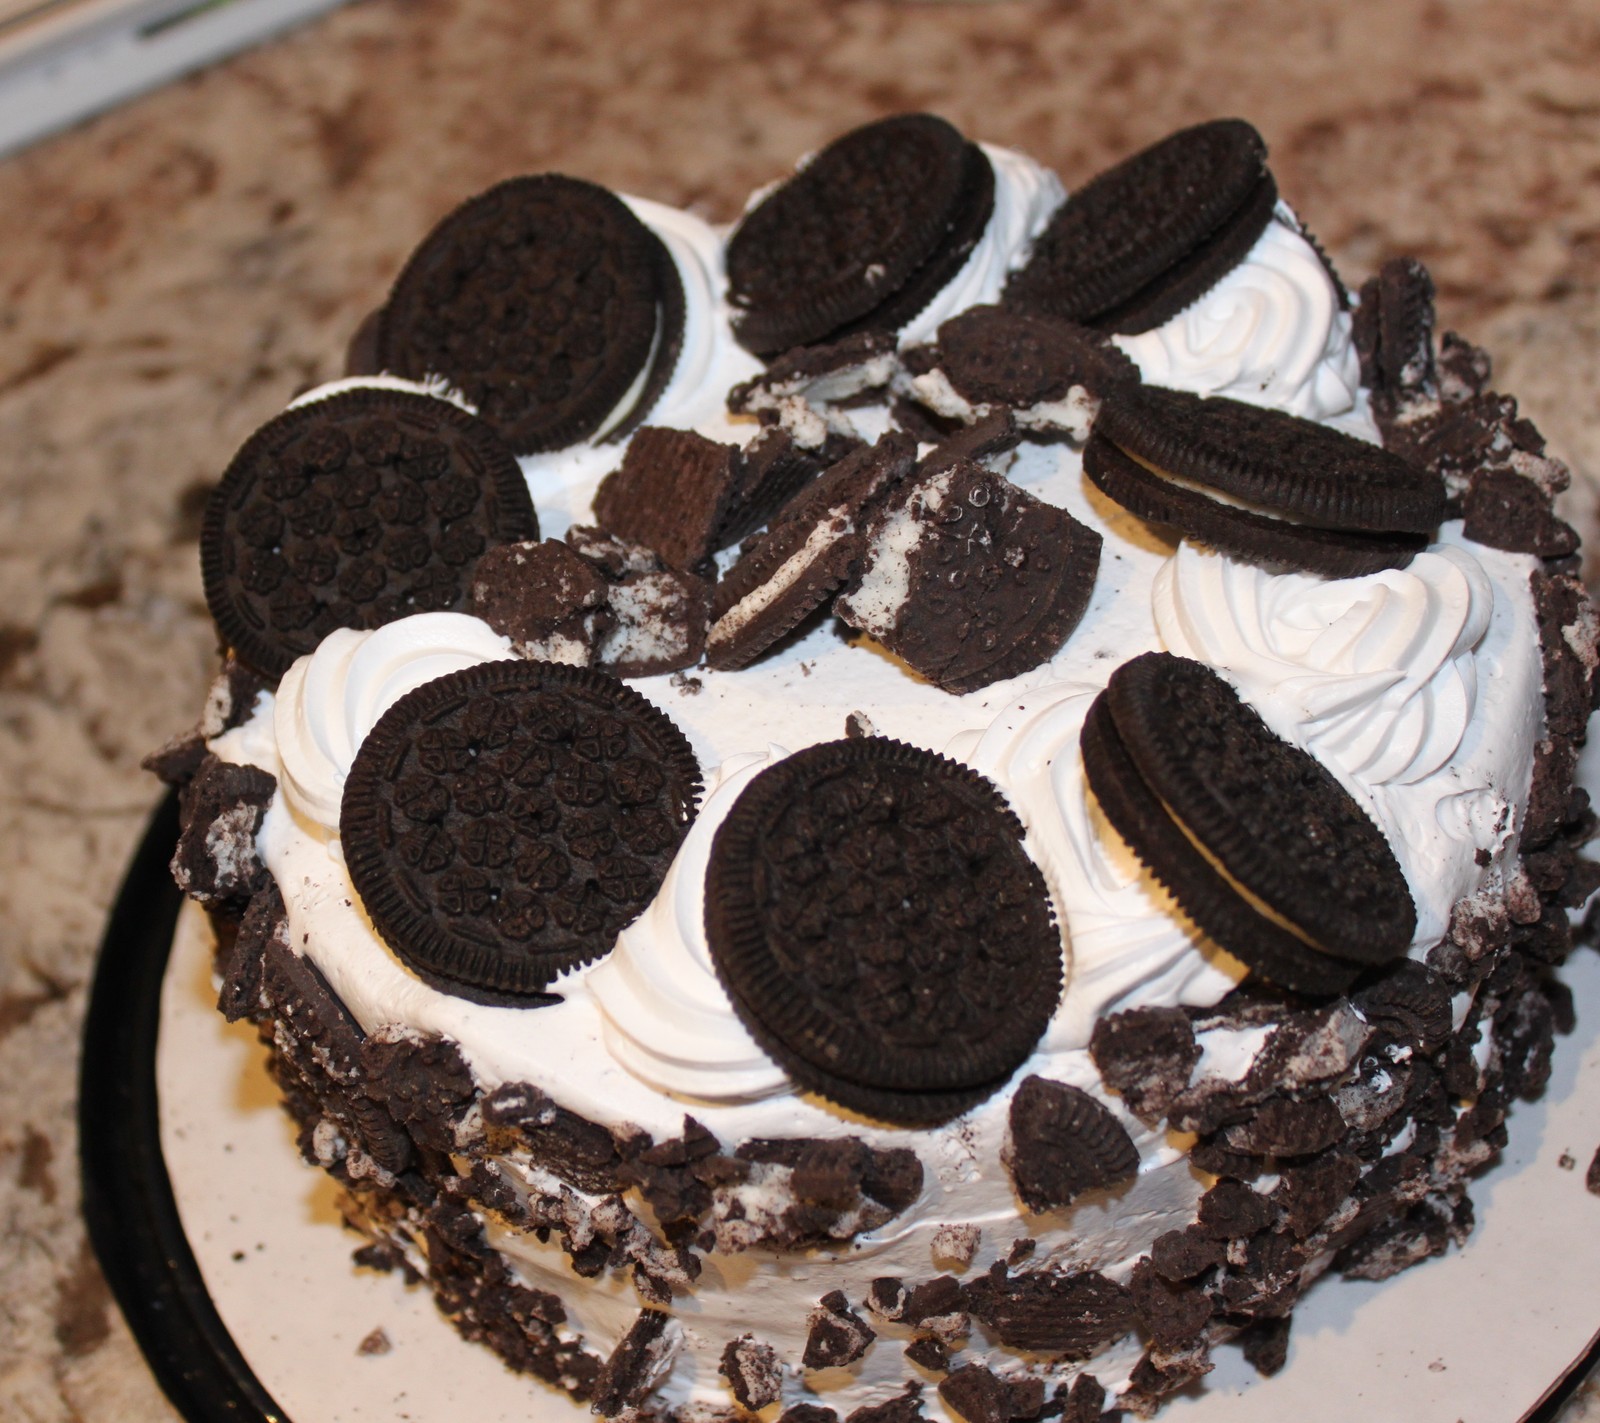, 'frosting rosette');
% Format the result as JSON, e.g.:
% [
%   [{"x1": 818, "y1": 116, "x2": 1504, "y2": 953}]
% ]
[
  {"x1": 1112, "y1": 206, "x2": 1365, "y2": 426},
  {"x1": 1153, "y1": 541, "x2": 1494, "y2": 787},
  {"x1": 273, "y1": 612, "x2": 513, "y2": 831}
]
